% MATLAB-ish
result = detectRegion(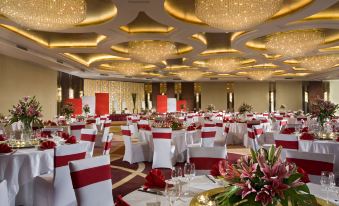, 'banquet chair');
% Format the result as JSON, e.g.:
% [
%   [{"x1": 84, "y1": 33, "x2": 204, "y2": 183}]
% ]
[
  {"x1": 203, "y1": 120, "x2": 215, "y2": 127},
  {"x1": 273, "y1": 133, "x2": 299, "y2": 161},
  {"x1": 286, "y1": 150, "x2": 334, "y2": 184},
  {"x1": 121, "y1": 126, "x2": 150, "y2": 164},
  {"x1": 152, "y1": 128, "x2": 176, "y2": 169},
  {"x1": 188, "y1": 147, "x2": 227, "y2": 175},
  {"x1": 214, "y1": 120, "x2": 226, "y2": 146},
  {"x1": 69, "y1": 155, "x2": 114, "y2": 206},
  {"x1": 42, "y1": 127, "x2": 64, "y2": 133},
  {"x1": 0, "y1": 180, "x2": 9, "y2": 206},
  {"x1": 95, "y1": 120, "x2": 111, "y2": 148},
  {"x1": 201, "y1": 127, "x2": 217, "y2": 147},
  {"x1": 70, "y1": 122, "x2": 86, "y2": 140},
  {"x1": 80, "y1": 128, "x2": 98, "y2": 157},
  {"x1": 33, "y1": 143, "x2": 87, "y2": 206},
  {"x1": 102, "y1": 133, "x2": 113, "y2": 155}
]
